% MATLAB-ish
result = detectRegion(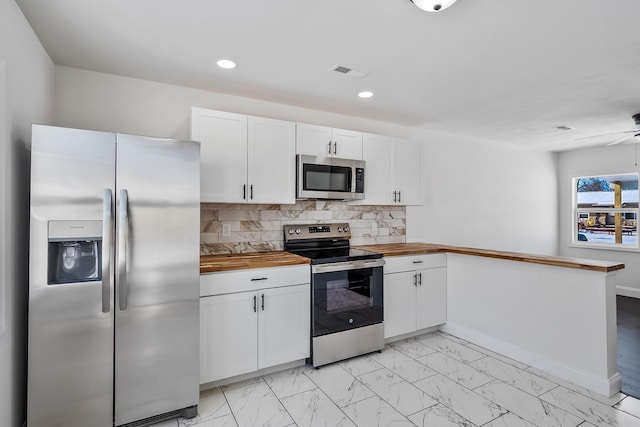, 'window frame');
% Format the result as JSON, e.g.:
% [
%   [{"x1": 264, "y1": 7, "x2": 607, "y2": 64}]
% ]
[{"x1": 572, "y1": 173, "x2": 640, "y2": 251}]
